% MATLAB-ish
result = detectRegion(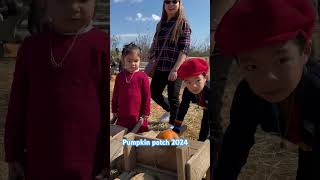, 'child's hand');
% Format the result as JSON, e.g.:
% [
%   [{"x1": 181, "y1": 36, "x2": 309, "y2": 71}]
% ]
[
  {"x1": 8, "y1": 162, "x2": 24, "y2": 180},
  {"x1": 168, "y1": 70, "x2": 178, "y2": 81}
]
